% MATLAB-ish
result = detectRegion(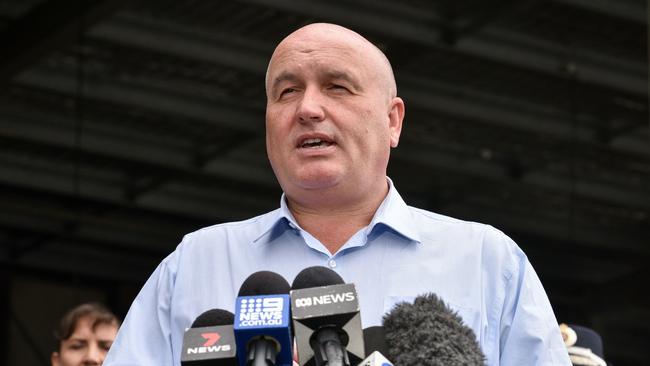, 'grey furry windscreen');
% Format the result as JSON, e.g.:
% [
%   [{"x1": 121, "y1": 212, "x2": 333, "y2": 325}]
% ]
[{"x1": 383, "y1": 293, "x2": 486, "y2": 366}]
